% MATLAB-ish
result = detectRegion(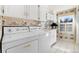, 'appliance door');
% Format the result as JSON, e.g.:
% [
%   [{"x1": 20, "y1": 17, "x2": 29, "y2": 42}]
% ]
[{"x1": 6, "y1": 40, "x2": 38, "y2": 53}]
